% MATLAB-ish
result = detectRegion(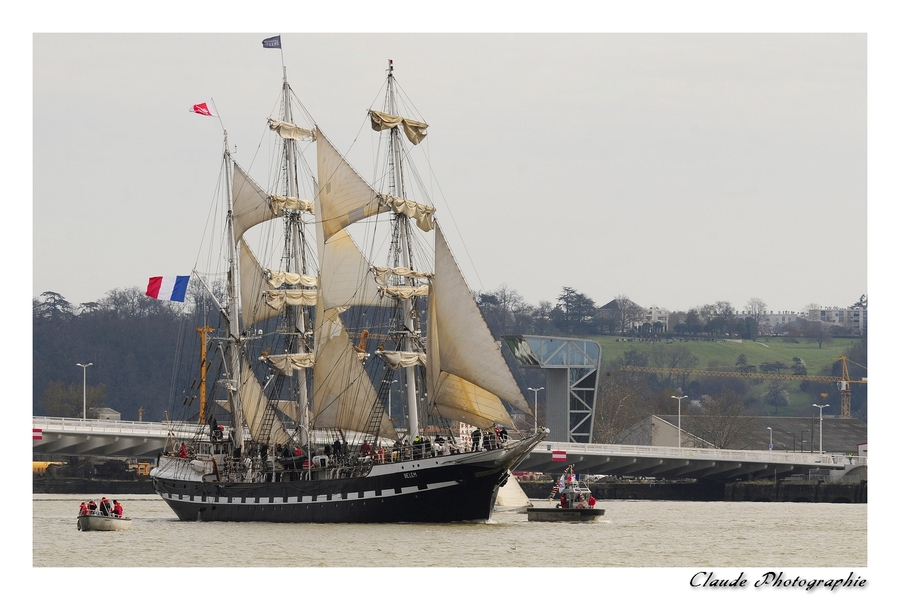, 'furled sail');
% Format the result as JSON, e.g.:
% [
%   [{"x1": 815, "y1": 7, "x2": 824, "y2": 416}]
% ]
[
  {"x1": 380, "y1": 285, "x2": 430, "y2": 300},
  {"x1": 263, "y1": 289, "x2": 318, "y2": 310},
  {"x1": 268, "y1": 118, "x2": 316, "y2": 141},
  {"x1": 264, "y1": 353, "x2": 315, "y2": 375},
  {"x1": 269, "y1": 195, "x2": 315, "y2": 215},
  {"x1": 382, "y1": 195, "x2": 435, "y2": 233},
  {"x1": 311, "y1": 305, "x2": 397, "y2": 439},
  {"x1": 371, "y1": 266, "x2": 432, "y2": 285},
  {"x1": 378, "y1": 350, "x2": 427, "y2": 370},
  {"x1": 369, "y1": 110, "x2": 429, "y2": 145},
  {"x1": 266, "y1": 270, "x2": 318, "y2": 289},
  {"x1": 425, "y1": 223, "x2": 532, "y2": 426},
  {"x1": 239, "y1": 357, "x2": 291, "y2": 446}
]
